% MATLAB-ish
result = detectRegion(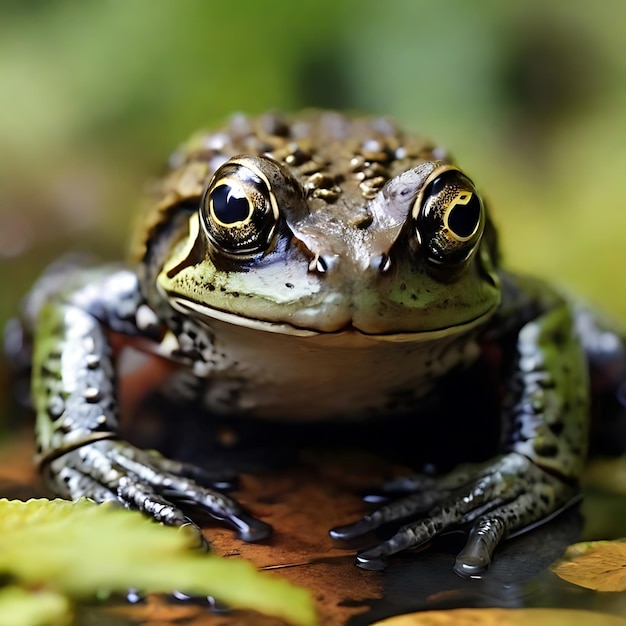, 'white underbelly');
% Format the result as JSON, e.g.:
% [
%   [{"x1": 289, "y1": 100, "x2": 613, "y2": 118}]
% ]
[{"x1": 171, "y1": 317, "x2": 482, "y2": 421}]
